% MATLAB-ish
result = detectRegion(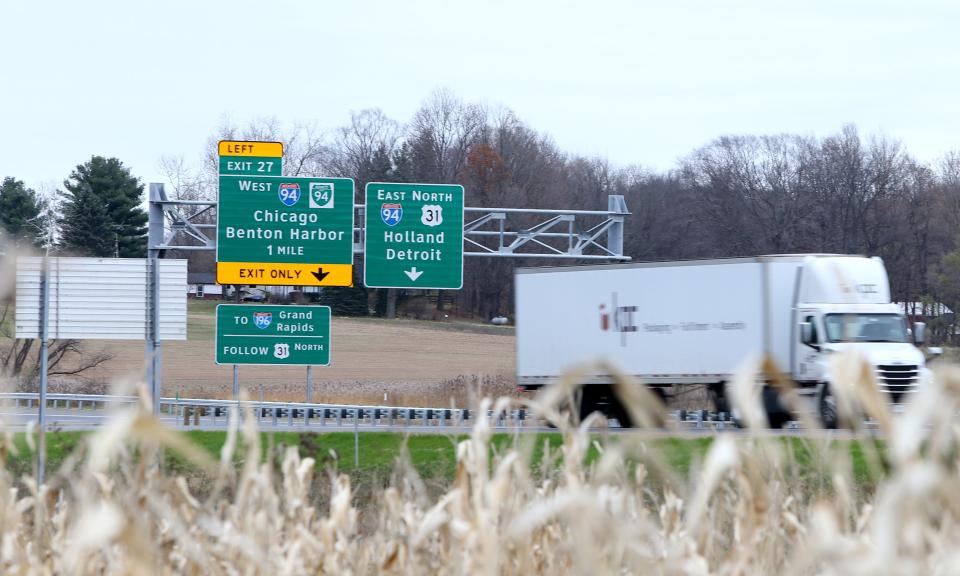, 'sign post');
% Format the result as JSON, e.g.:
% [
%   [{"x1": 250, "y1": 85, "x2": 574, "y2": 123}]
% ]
[
  {"x1": 306, "y1": 365, "x2": 313, "y2": 403},
  {"x1": 216, "y1": 141, "x2": 354, "y2": 287},
  {"x1": 363, "y1": 182, "x2": 464, "y2": 289},
  {"x1": 215, "y1": 304, "x2": 331, "y2": 366},
  {"x1": 37, "y1": 255, "x2": 49, "y2": 485}
]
